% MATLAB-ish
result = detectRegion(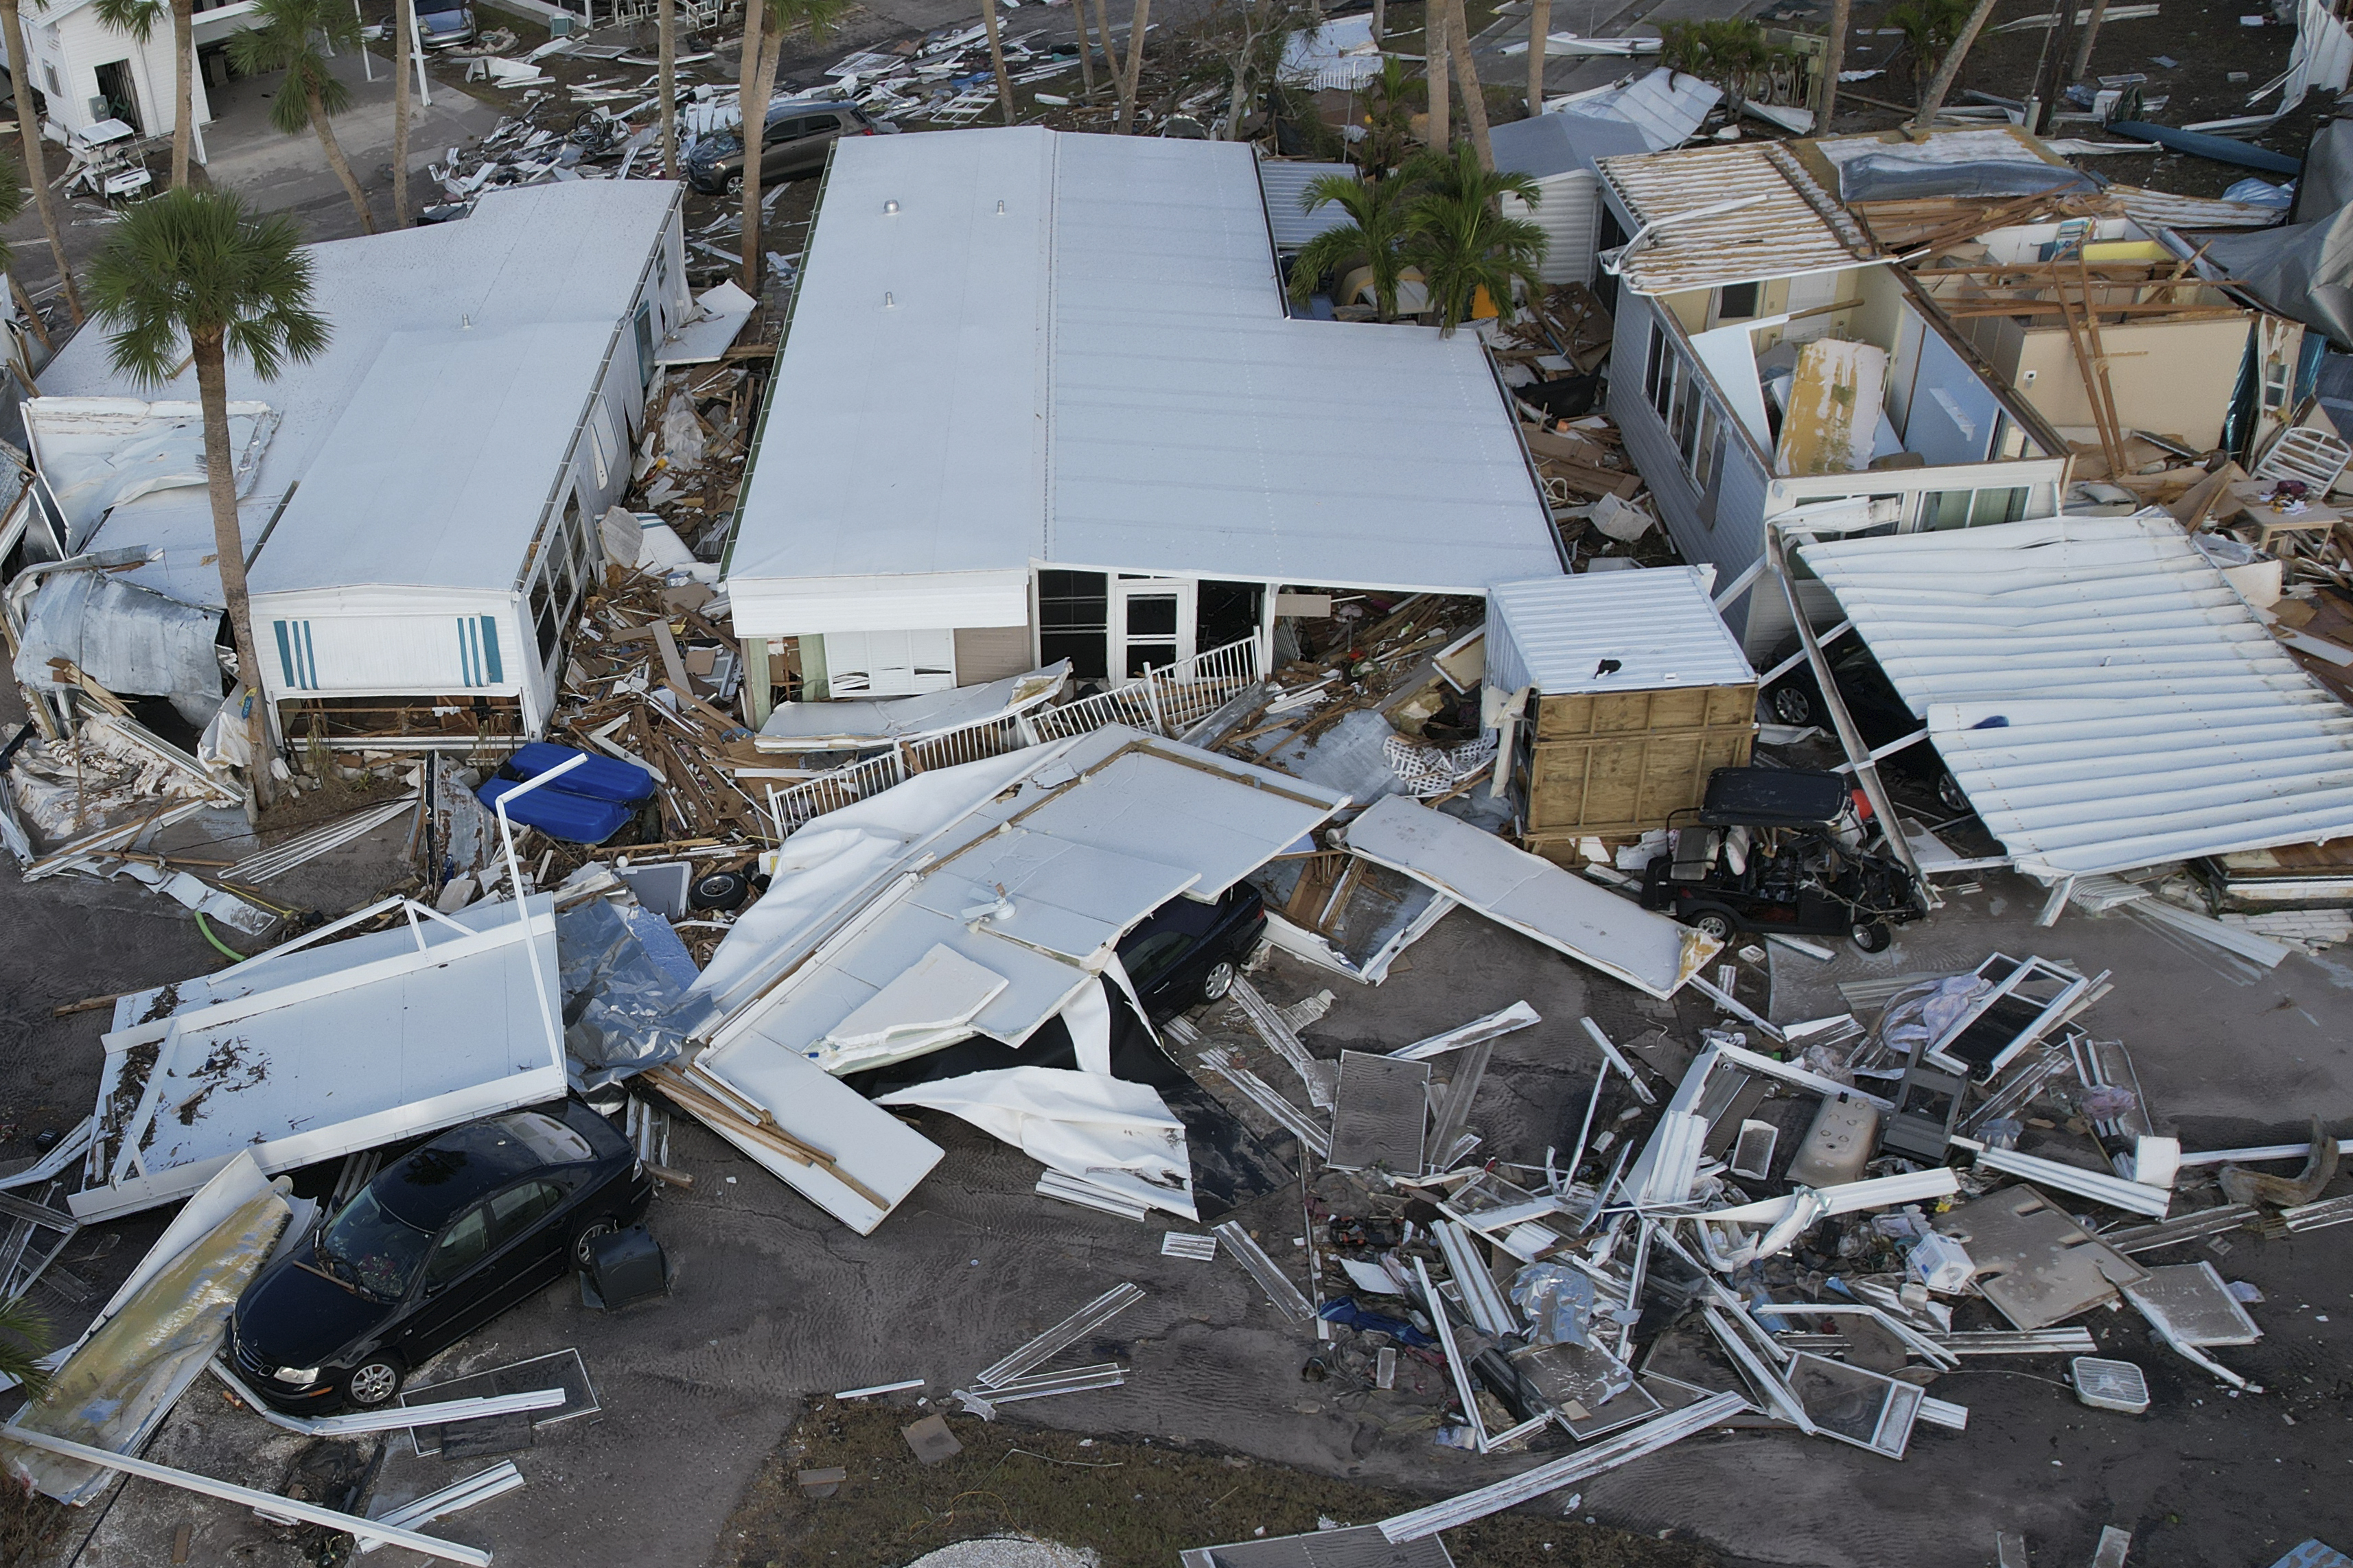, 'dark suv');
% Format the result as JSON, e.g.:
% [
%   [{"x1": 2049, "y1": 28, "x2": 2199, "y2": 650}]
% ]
[{"x1": 684, "y1": 101, "x2": 881, "y2": 195}]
